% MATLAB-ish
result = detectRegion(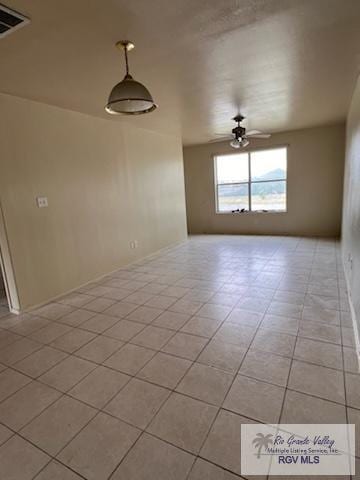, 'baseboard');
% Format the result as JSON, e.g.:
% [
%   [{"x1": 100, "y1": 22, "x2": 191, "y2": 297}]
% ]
[
  {"x1": 17, "y1": 237, "x2": 188, "y2": 316},
  {"x1": 343, "y1": 264, "x2": 360, "y2": 369}
]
